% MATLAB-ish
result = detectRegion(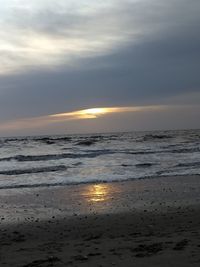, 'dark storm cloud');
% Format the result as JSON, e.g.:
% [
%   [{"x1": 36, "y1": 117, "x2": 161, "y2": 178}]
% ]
[{"x1": 0, "y1": 0, "x2": 199, "y2": 123}]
